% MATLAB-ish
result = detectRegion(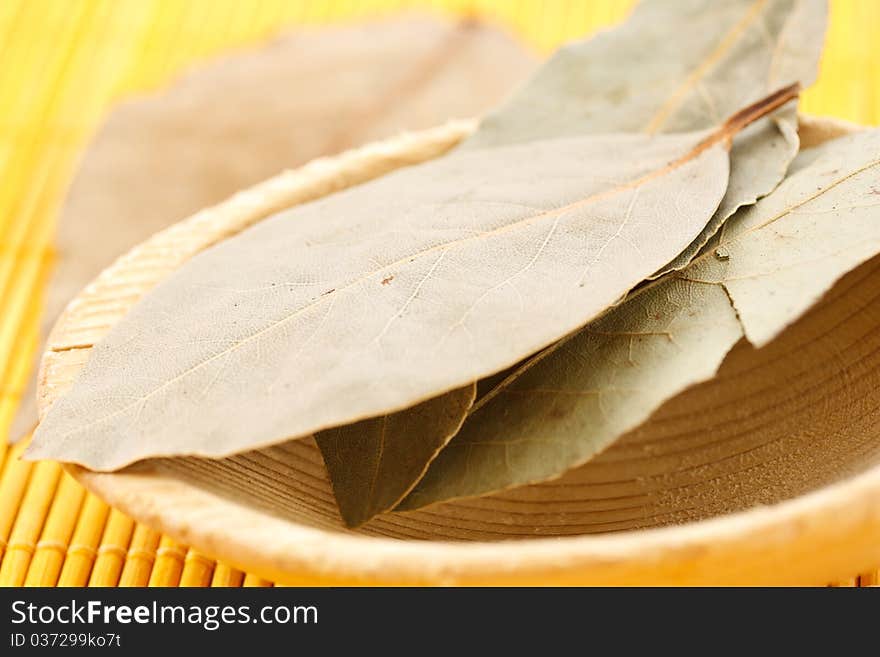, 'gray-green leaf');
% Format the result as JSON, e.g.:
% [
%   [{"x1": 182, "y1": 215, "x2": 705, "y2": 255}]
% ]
[
  {"x1": 31, "y1": 100, "x2": 786, "y2": 470},
  {"x1": 401, "y1": 128, "x2": 880, "y2": 509},
  {"x1": 466, "y1": 0, "x2": 826, "y2": 274},
  {"x1": 316, "y1": 0, "x2": 826, "y2": 522},
  {"x1": 315, "y1": 384, "x2": 475, "y2": 527}
]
